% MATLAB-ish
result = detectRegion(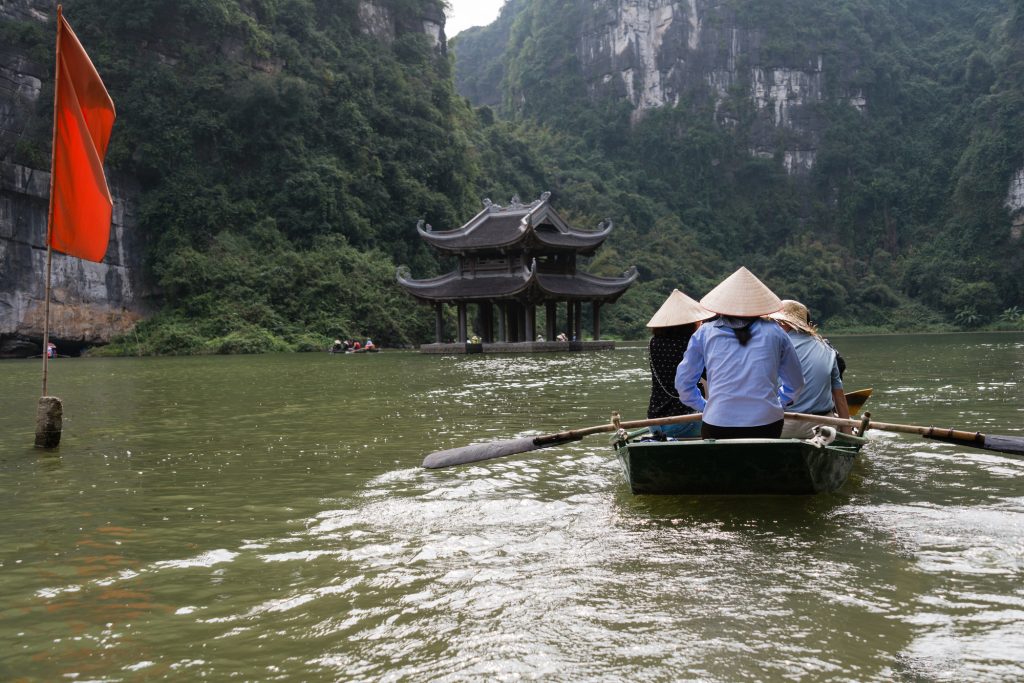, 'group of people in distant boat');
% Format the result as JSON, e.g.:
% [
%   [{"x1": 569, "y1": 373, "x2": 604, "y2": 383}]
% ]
[
  {"x1": 646, "y1": 266, "x2": 849, "y2": 441},
  {"x1": 331, "y1": 338, "x2": 377, "y2": 353}
]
